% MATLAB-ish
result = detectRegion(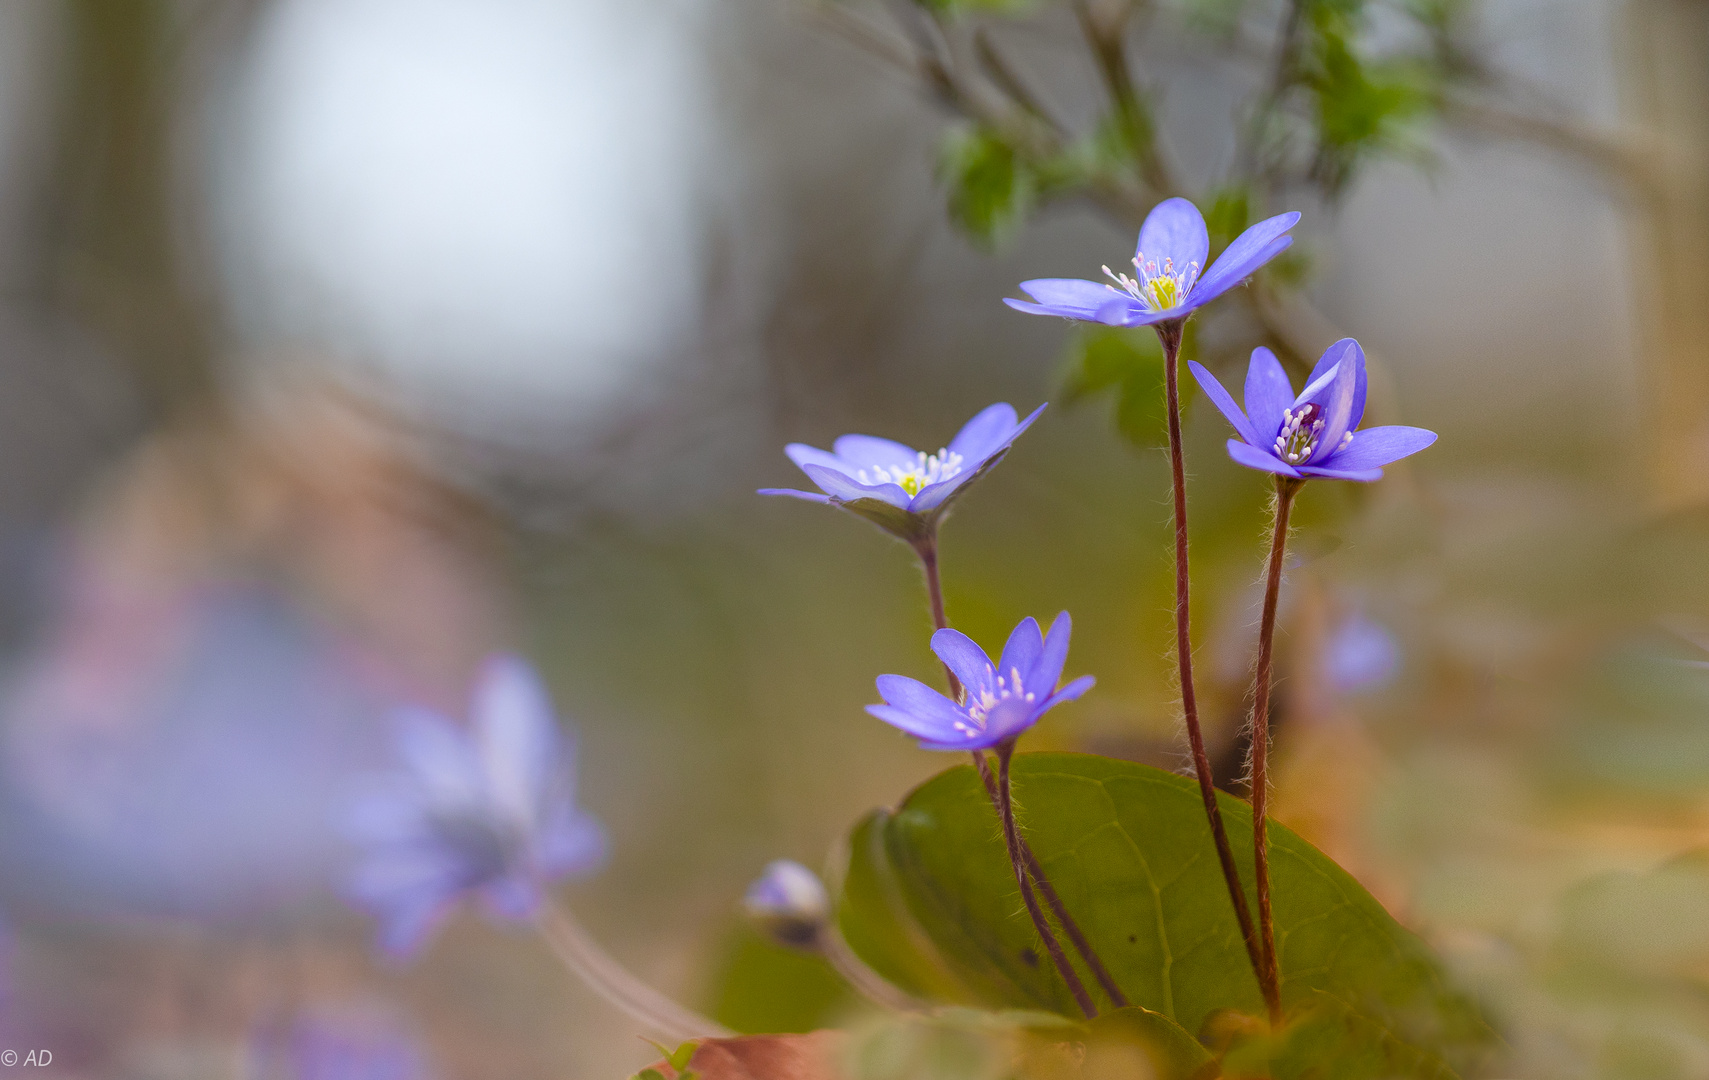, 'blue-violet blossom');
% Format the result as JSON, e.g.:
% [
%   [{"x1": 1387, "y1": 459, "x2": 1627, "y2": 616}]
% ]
[
  {"x1": 868, "y1": 613, "x2": 1093, "y2": 750},
  {"x1": 346, "y1": 655, "x2": 607, "y2": 957},
  {"x1": 1004, "y1": 197, "x2": 1300, "y2": 327},
  {"x1": 743, "y1": 860, "x2": 830, "y2": 948},
  {"x1": 1323, "y1": 611, "x2": 1401, "y2": 694},
  {"x1": 760, "y1": 403, "x2": 1045, "y2": 543},
  {"x1": 1190, "y1": 338, "x2": 1436, "y2": 482}
]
